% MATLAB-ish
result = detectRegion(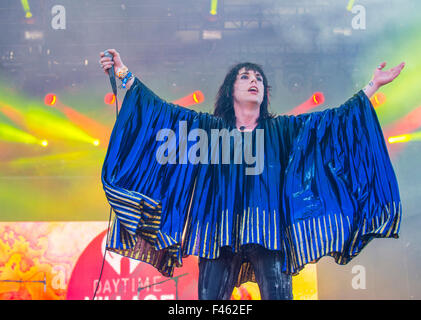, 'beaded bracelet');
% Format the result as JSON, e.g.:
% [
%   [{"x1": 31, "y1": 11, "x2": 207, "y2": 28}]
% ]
[
  {"x1": 115, "y1": 66, "x2": 129, "y2": 80},
  {"x1": 121, "y1": 72, "x2": 134, "y2": 89},
  {"x1": 115, "y1": 66, "x2": 134, "y2": 89}
]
